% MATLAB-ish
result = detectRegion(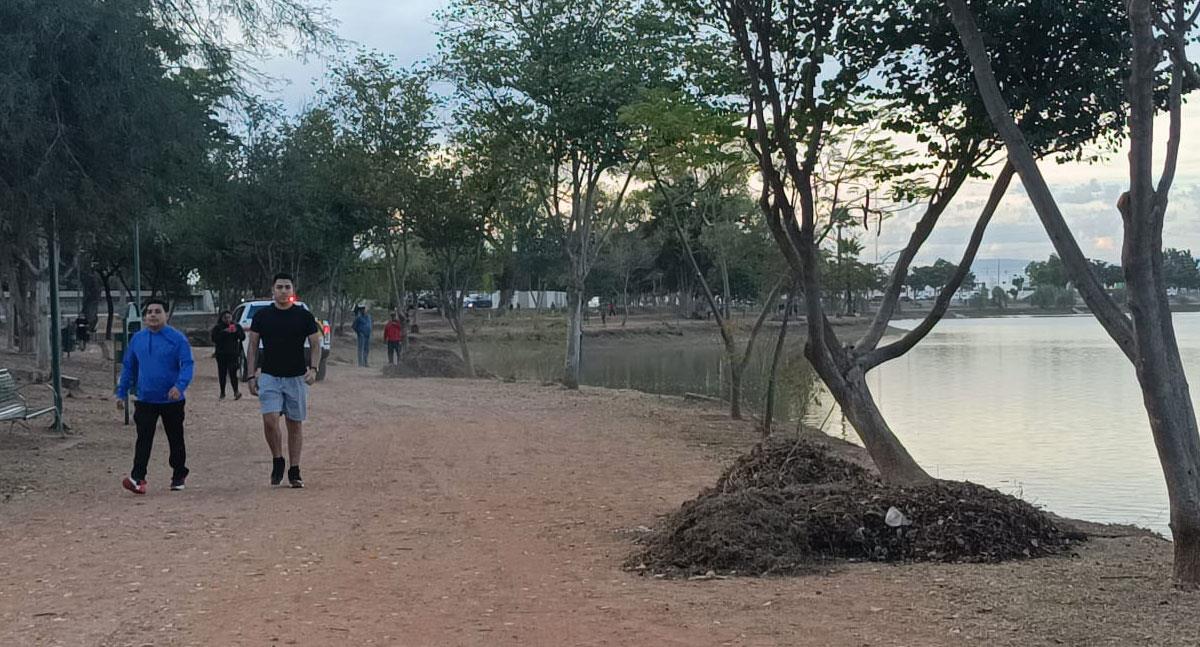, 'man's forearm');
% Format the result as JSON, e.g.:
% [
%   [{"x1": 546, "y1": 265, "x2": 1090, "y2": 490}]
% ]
[{"x1": 244, "y1": 332, "x2": 259, "y2": 377}]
